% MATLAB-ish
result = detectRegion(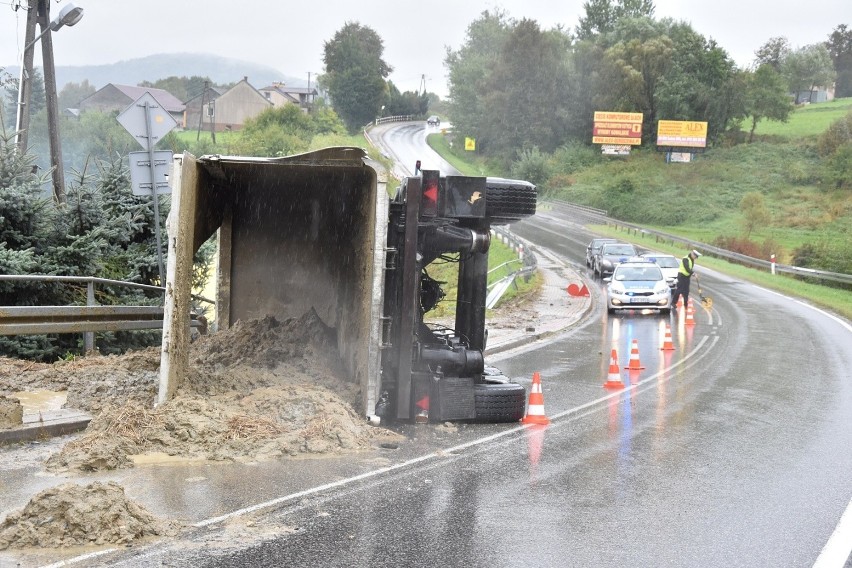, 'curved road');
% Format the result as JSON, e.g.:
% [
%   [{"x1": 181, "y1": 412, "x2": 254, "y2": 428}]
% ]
[{"x1": 61, "y1": 122, "x2": 852, "y2": 567}]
